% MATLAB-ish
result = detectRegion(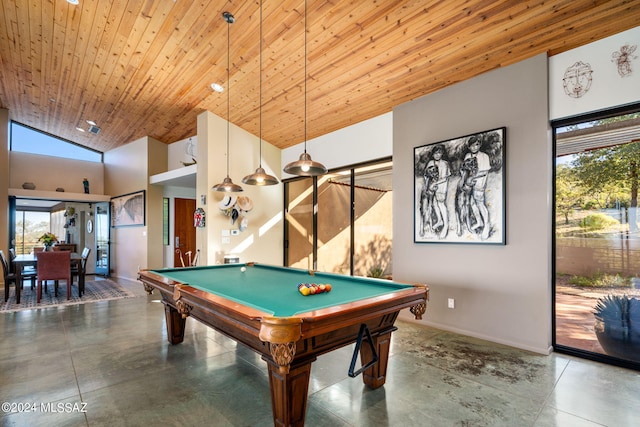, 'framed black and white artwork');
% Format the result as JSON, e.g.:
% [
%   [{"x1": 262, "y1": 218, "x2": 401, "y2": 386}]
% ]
[{"x1": 414, "y1": 127, "x2": 506, "y2": 244}]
